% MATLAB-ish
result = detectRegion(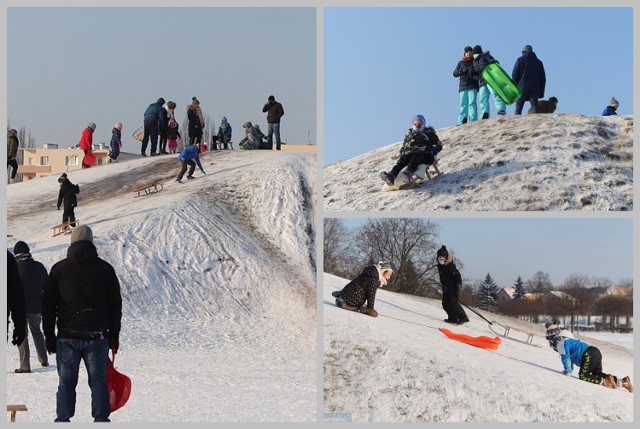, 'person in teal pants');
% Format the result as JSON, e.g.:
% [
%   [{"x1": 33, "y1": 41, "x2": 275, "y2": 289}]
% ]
[{"x1": 453, "y1": 46, "x2": 478, "y2": 125}]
